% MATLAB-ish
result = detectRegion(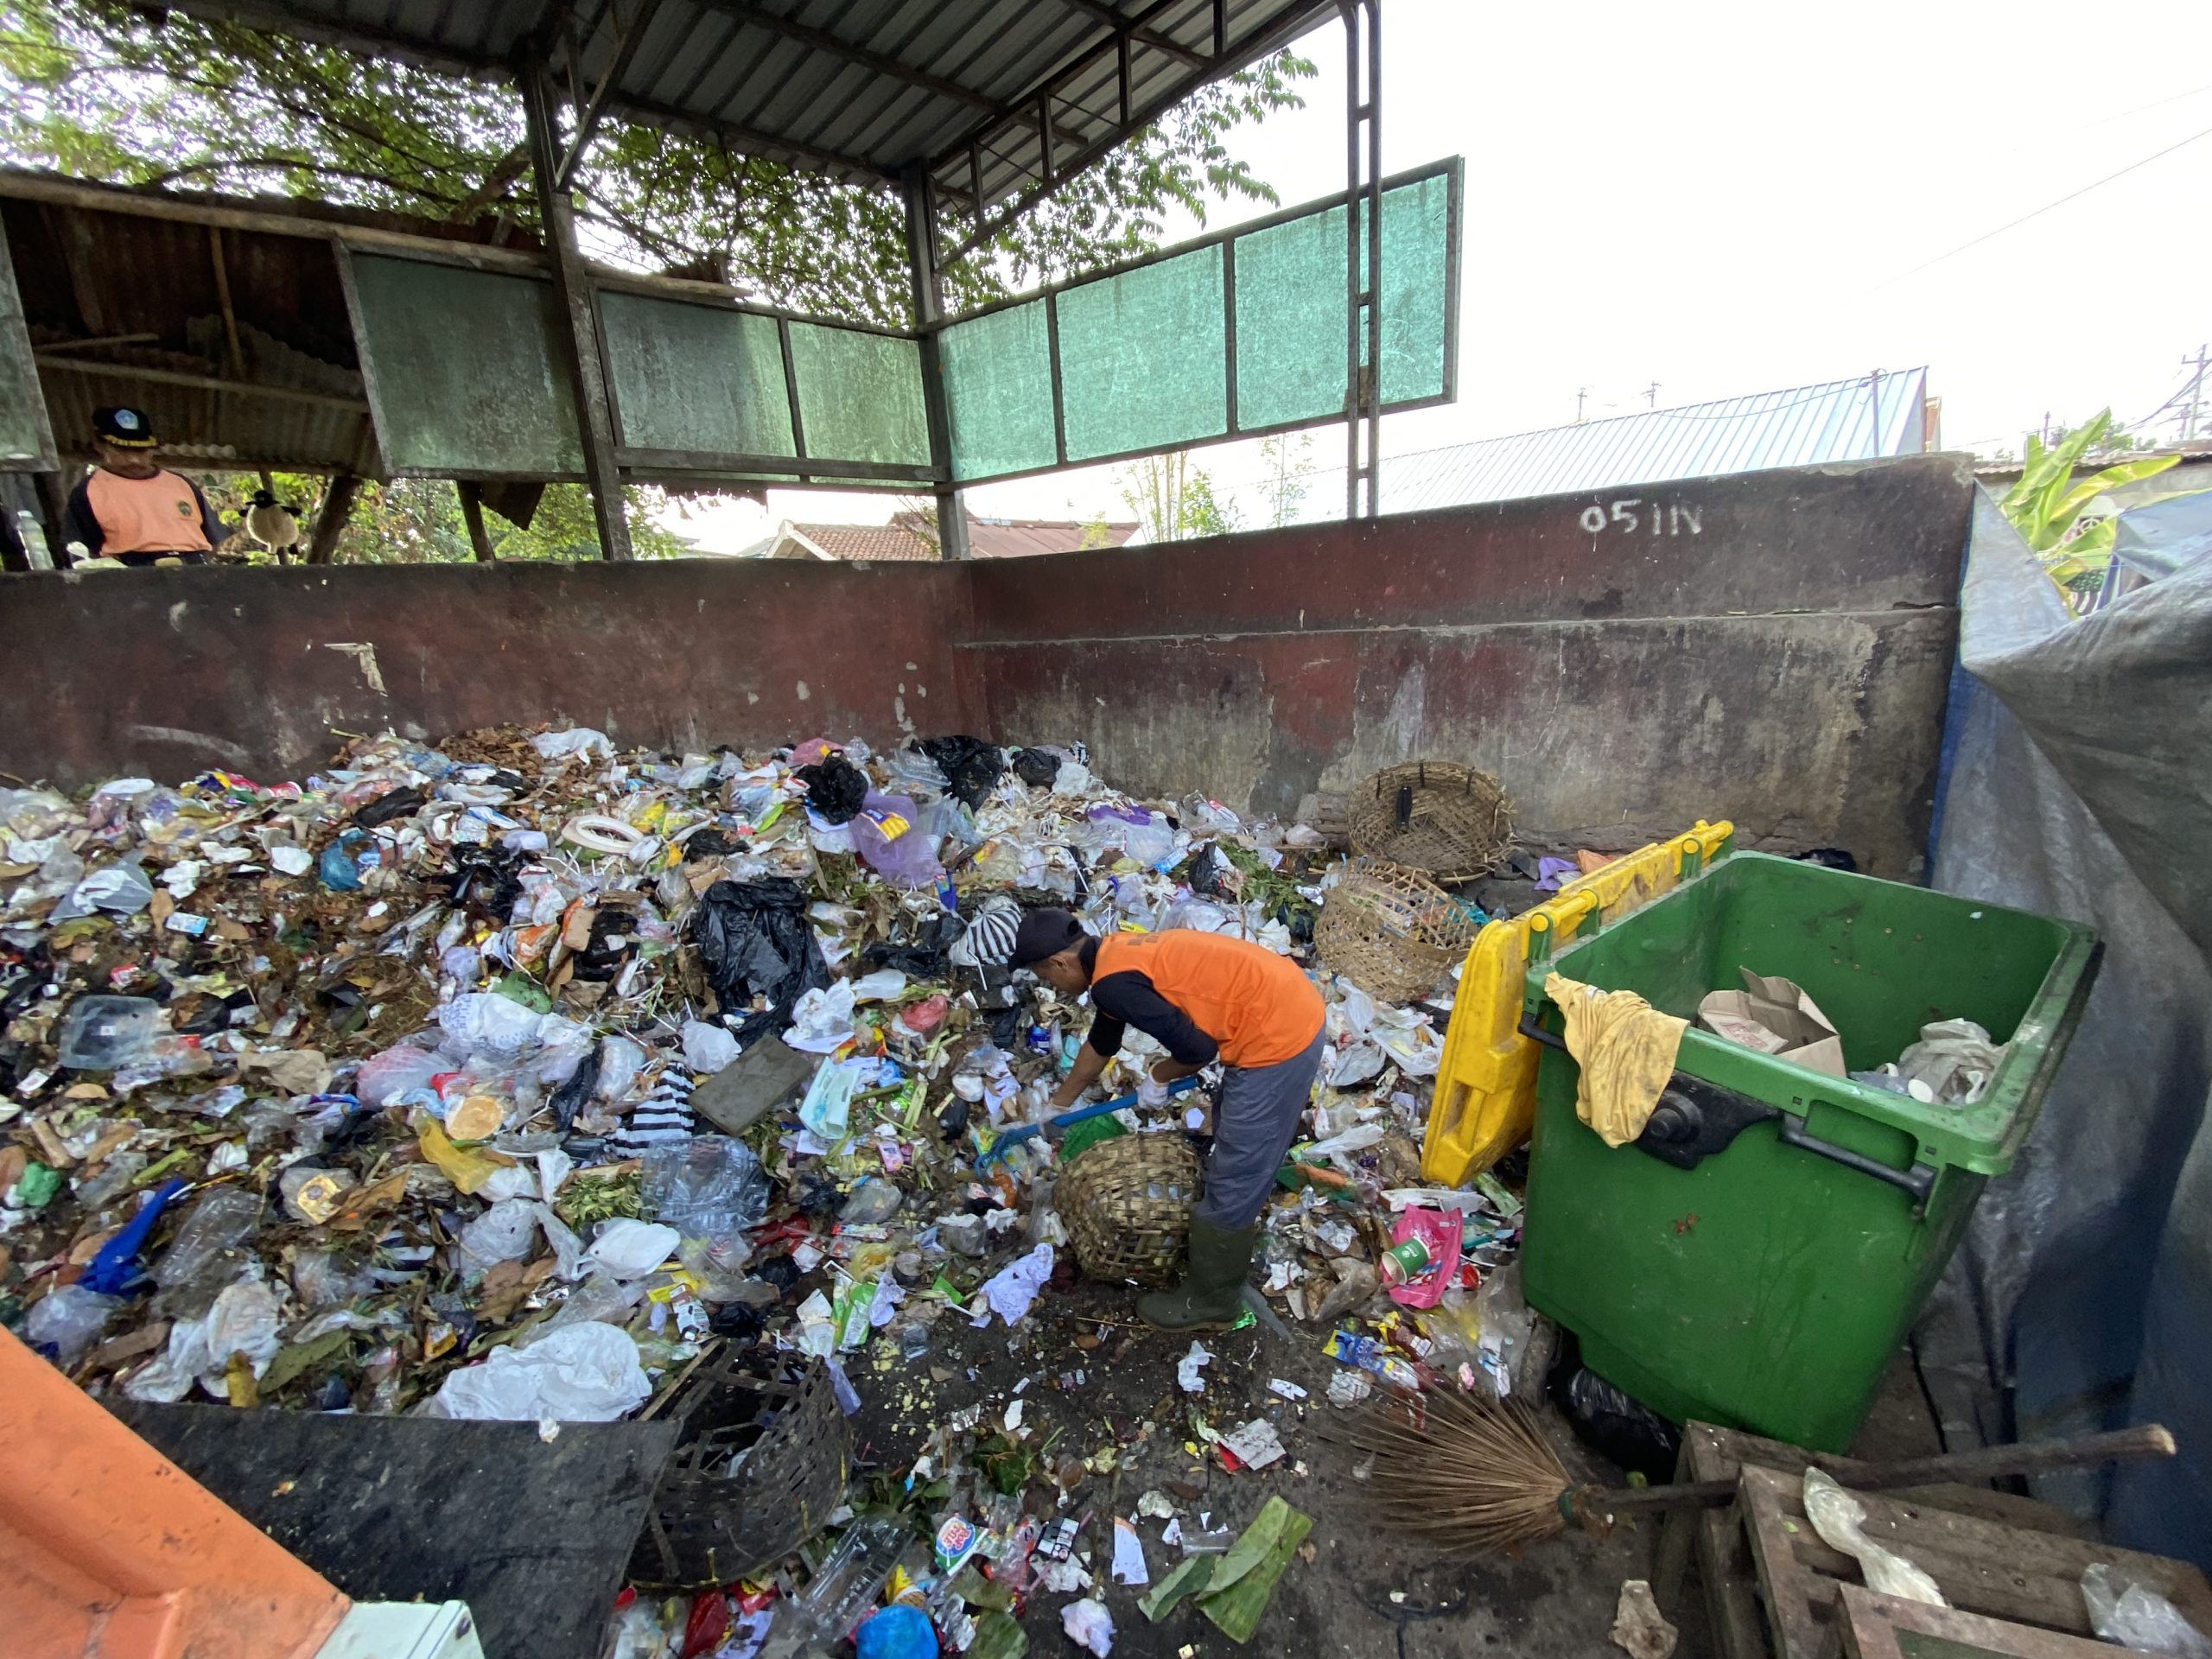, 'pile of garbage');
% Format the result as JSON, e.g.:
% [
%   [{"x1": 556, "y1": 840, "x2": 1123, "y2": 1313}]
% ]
[{"x1": 0, "y1": 727, "x2": 1534, "y2": 1656}]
